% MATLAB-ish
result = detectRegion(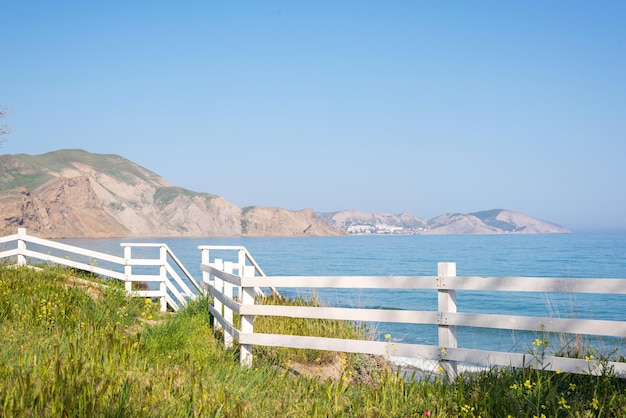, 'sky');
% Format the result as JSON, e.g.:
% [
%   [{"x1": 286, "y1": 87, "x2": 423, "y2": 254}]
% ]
[{"x1": 1, "y1": 1, "x2": 625, "y2": 233}]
